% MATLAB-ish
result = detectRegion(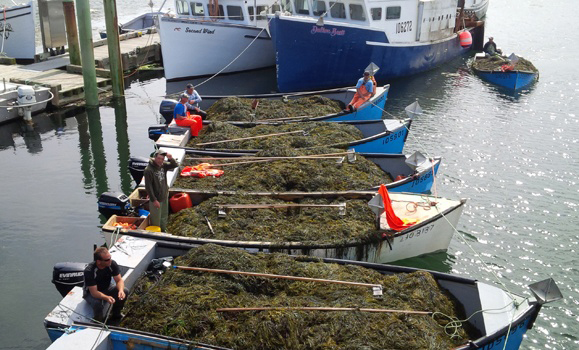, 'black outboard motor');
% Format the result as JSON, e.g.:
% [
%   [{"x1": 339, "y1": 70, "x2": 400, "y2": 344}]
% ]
[
  {"x1": 159, "y1": 99, "x2": 178, "y2": 124},
  {"x1": 148, "y1": 124, "x2": 168, "y2": 141},
  {"x1": 98, "y1": 192, "x2": 131, "y2": 218},
  {"x1": 128, "y1": 156, "x2": 149, "y2": 185},
  {"x1": 52, "y1": 262, "x2": 88, "y2": 297}
]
